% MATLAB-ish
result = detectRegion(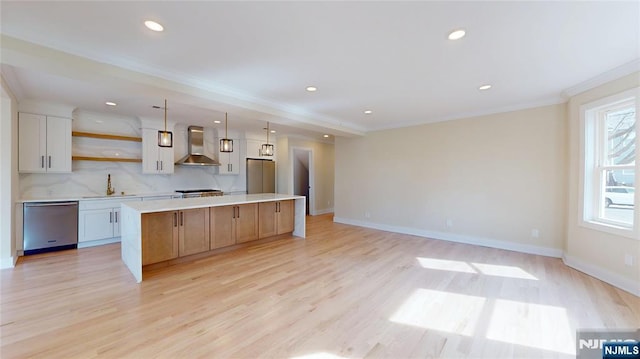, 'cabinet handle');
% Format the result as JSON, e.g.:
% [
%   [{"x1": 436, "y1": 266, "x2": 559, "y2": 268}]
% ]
[
  {"x1": 48, "y1": 156, "x2": 51, "y2": 168},
  {"x1": 160, "y1": 161, "x2": 163, "y2": 171},
  {"x1": 156, "y1": 161, "x2": 159, "y2": 170},
  {"x1": 173, "y1": 212, "x2": 177, "y2": 227},
  {"x1": 41, "y1": 156, "x2": 45, "y2": 168},
  {"x1": 110, "y1": 212, "x2": 113, "y2": 223},
  {"x1": 236, "y1": 206, "x2": 239, "y2": 219},
  {"x1": 115, "y1": 211, "x2": 118, "y2": 223},
  {"x1": 180, "y1": 211, "x2": 184, "y2": 226}
]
